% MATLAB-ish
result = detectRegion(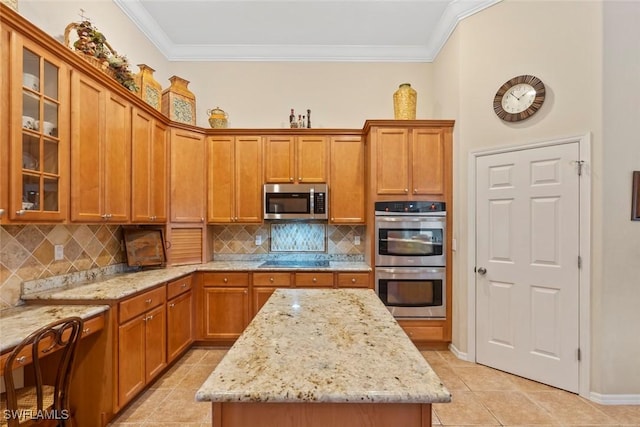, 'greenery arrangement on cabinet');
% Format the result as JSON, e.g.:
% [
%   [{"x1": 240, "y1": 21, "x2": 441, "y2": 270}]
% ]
[{"x1": 65, "y1": 18, "x2": 137, "y2": 91}]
